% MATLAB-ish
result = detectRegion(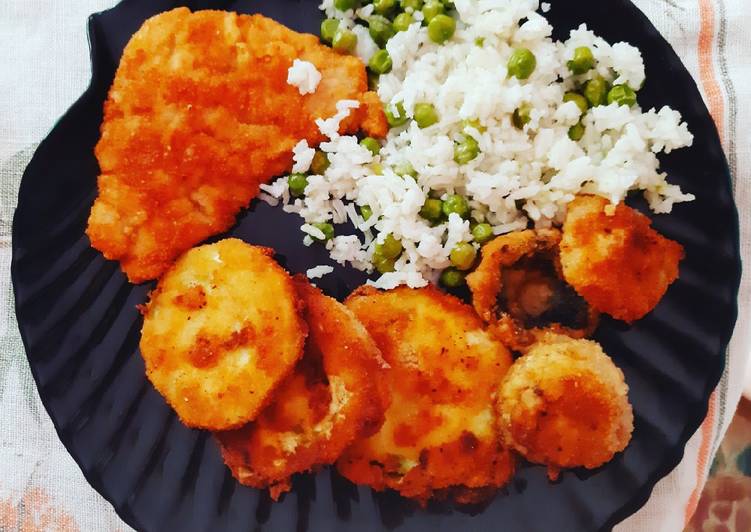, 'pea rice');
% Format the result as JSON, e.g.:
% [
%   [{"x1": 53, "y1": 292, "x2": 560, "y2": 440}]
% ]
[{"x1": 266, "y1": 0, "x2": 694, "y2": 288}]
